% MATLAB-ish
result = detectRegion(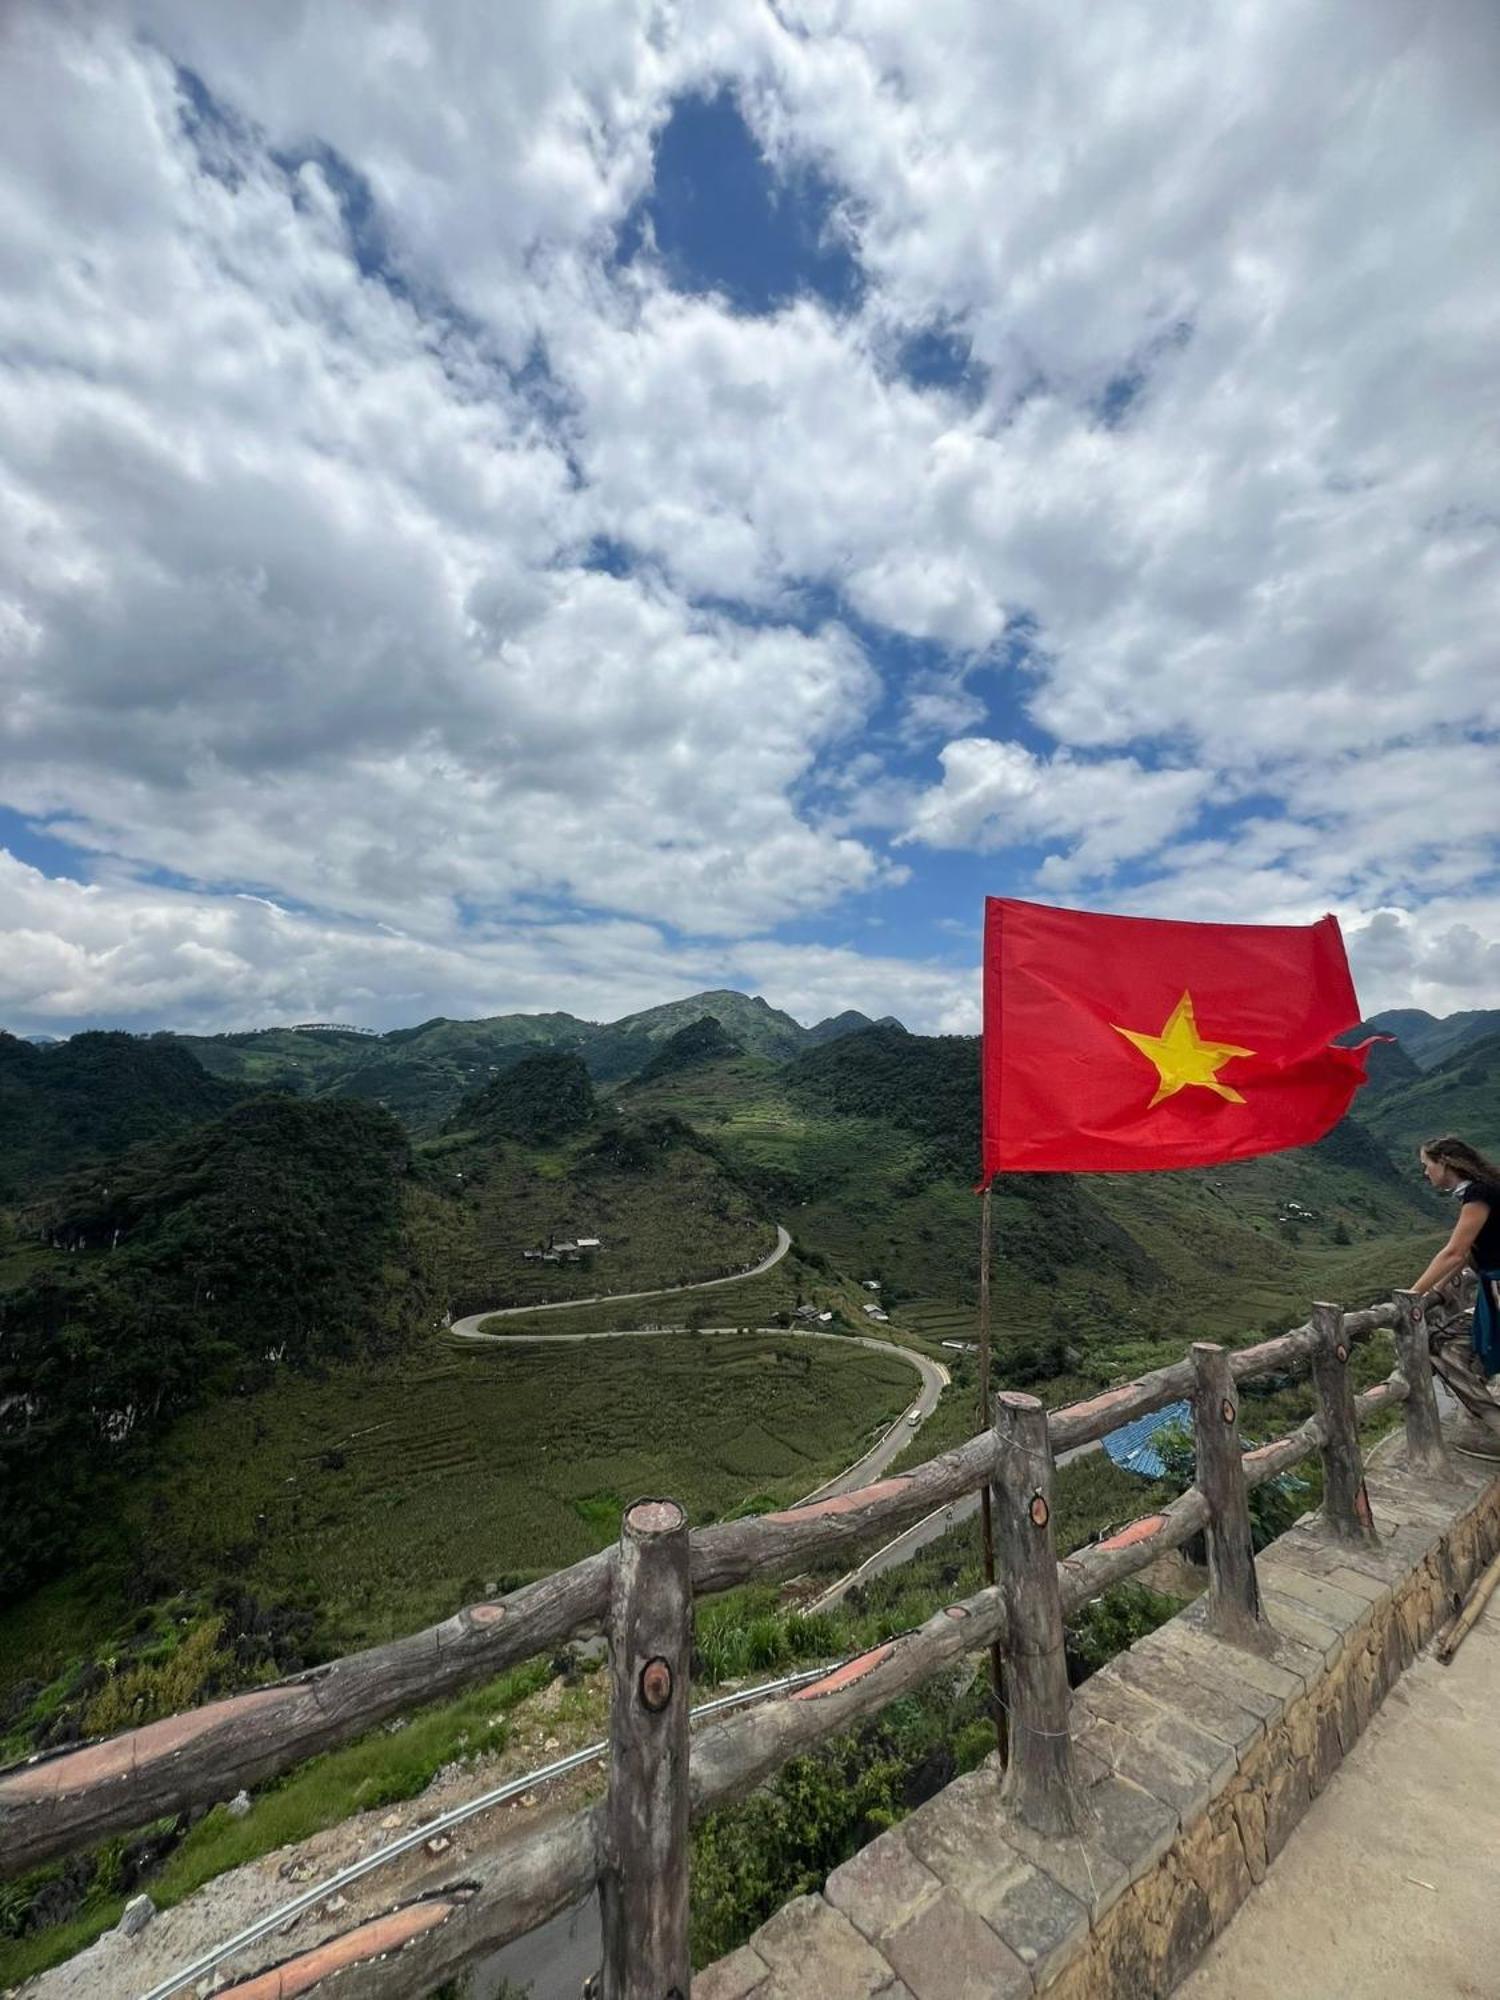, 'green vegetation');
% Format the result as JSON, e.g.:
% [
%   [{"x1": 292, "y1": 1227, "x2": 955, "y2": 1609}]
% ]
[
  {"x1": 1364, "y1": 1006, "x2": 1500, "y2": 1071},
  {"x1": 426, "y1": 1110, "x2": 775, "y2": 1314},
  {"x1": 637, "y1": 1014, "x2": 744, "y2": 1081},
  {"x1": 0, "y1": 1029, "x2": 244, "y2": 1197},
  {"x1": 1, "y1": 989, "x2": 1477, "y2": 1986},
  {"x1": 449, "y1": 1048, "x2": 598, "y2": 1144},
  {"x1": 0, "y1": 1096, "x2": 443, "y2": 1602},
  {"x1": 1355, "y1": 1031, "x2": 1500, "y2": 1161},
  {"x1": 0, "y1": 1332, "x2": 914, "y2": 1681}
]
